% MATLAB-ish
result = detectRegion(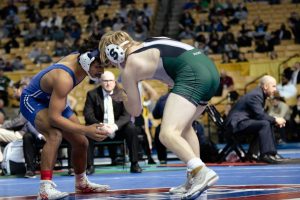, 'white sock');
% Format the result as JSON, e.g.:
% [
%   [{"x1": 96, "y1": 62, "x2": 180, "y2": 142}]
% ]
[{"x1": 187, "y1": 158, "x2": 205, "y2": 171}]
